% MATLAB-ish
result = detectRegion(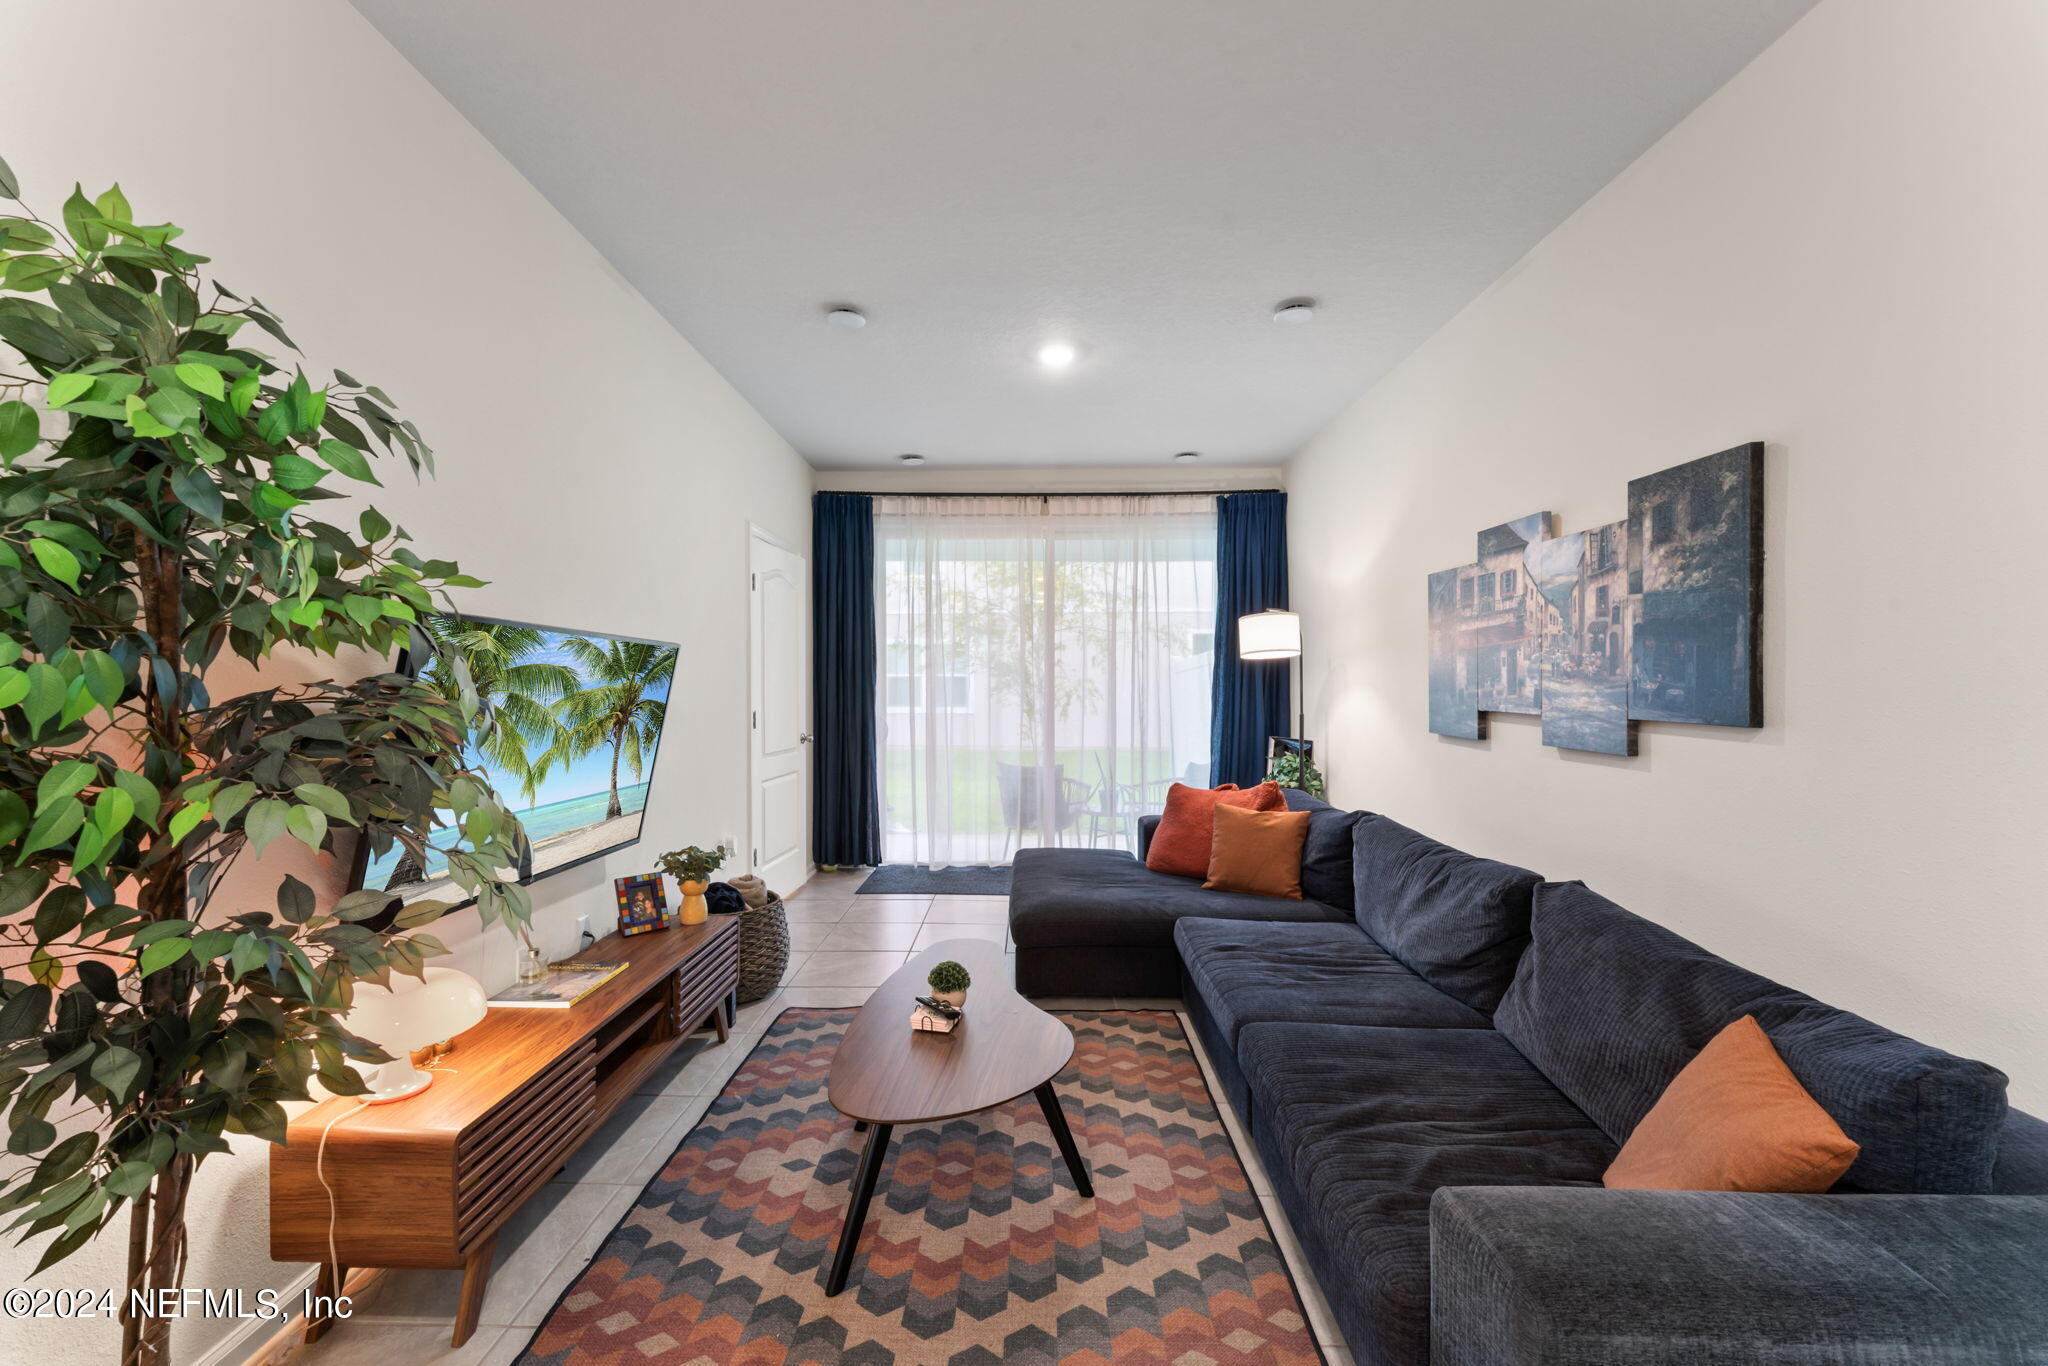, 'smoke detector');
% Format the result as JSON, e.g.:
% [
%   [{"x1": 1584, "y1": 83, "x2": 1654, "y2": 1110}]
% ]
[
  {"x1": 825, "y1": 306, "x2": 867, "y2": 329},
  {"x1": 899, "y1": 453, "x2": 927, "y2": 466},
  {"x1": 1272, "y1": 298, "x2": 1316, "y2": 325}
]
